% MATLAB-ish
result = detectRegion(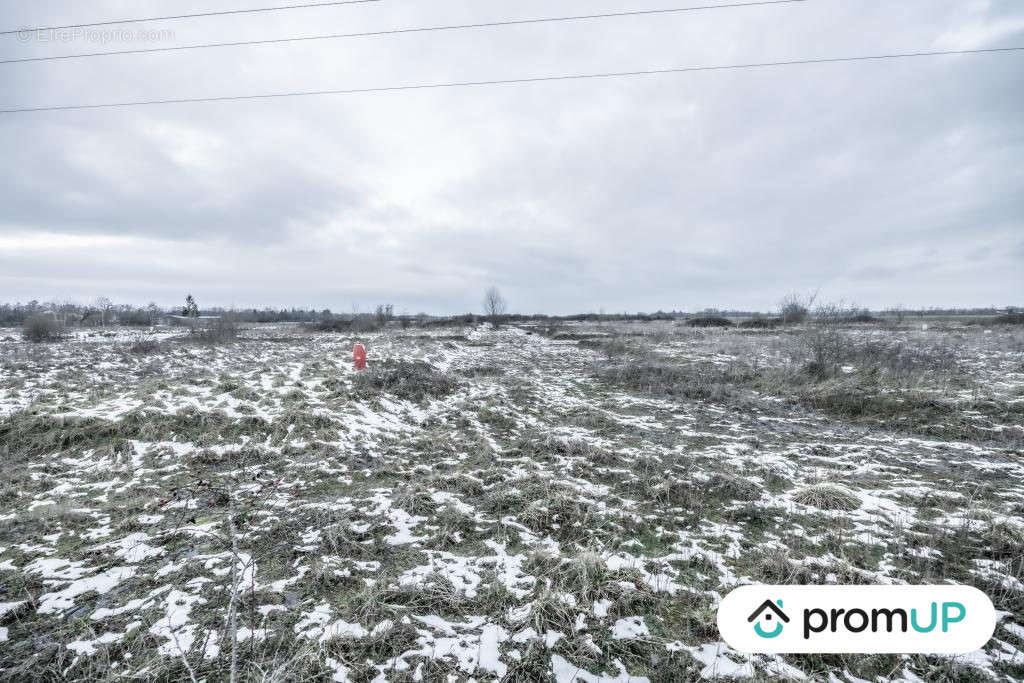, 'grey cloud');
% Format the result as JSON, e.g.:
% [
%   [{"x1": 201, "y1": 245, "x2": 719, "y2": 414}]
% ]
[{"x1": 0, "y1": 0, "x2": 1021, "y2": 312}]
